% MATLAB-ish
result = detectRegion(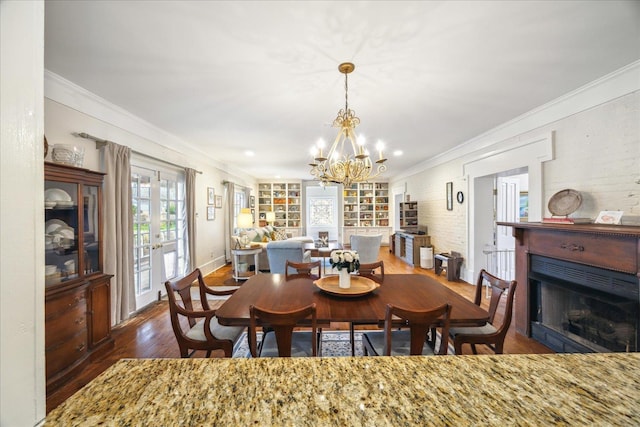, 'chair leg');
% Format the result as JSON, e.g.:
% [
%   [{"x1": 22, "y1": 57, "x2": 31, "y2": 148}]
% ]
[
  {"x1": 350, "y1": 323, "x2": 355, "y2": 356},
  {"x1": 317, "y1": 327, "x2": 323, "y2": 357},
  {"x1": 205, "y1": 350, "x2": 212, "y2": 357},
  {"x1": 471, "y1": 344, "x2": 478, "y2": 354}
]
